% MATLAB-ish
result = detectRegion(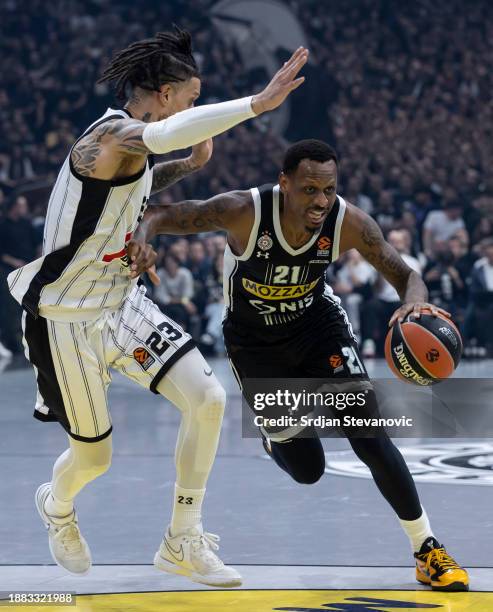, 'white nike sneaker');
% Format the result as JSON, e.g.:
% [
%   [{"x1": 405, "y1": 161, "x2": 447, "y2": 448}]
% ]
[
  {"x1": 154, "y1": 524, "x2": 242, "y2": 588},
  {"x1": 35, "y1": 483, "x2": 92, "y2": 575}
]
